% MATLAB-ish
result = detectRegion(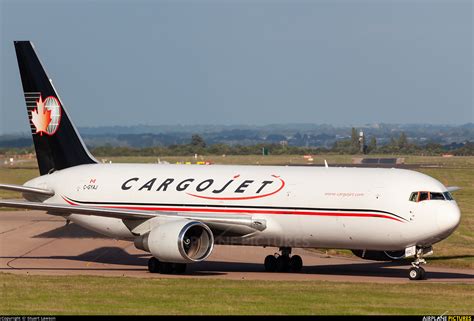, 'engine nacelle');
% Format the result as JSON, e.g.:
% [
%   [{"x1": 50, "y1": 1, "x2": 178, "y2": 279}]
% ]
[
  {"x1": 134, "y1": 219, "x2": 214, "y2": 263},
  {"x1": 351, "y1": 249, "x2": 406, "y2": 261}
]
